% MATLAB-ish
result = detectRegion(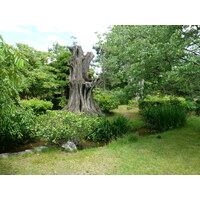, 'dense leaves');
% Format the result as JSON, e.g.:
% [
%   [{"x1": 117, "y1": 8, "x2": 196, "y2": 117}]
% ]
[
  {"x1": 35, "y1": 111, "x2": 99, "y2": 145},
  {"x1": 21, "y1": 99, "x2": 53, "y2": 114},
  {"x1": 0, "y1": 107, "x2": 36, "y2": 152},
  {"x1": 0, "y1": 36, "x2": 24, "y2": 114},
  {"x1": 87, "y1": 116, "x2": 130, "y2": 142},
  {"x1": 93, "y1": 89, "x2": 120, "y2": 113},
  {"x1": 94, "y1": 25, "x2": 200, "y2": 100}
]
